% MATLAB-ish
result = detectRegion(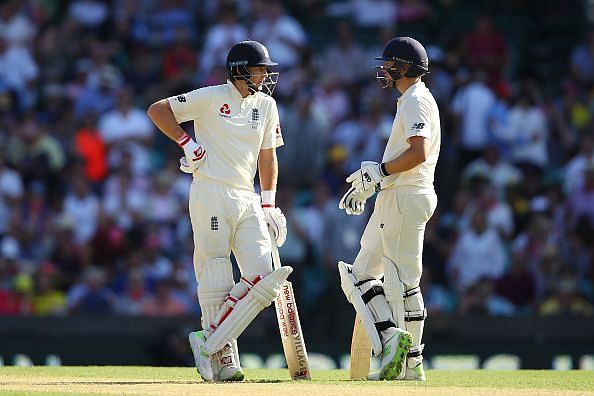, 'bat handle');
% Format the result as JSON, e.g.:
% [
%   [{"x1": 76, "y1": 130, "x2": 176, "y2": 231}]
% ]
[{"x1": 268, "y1": 225, "x2": 282, "y2": 270}]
